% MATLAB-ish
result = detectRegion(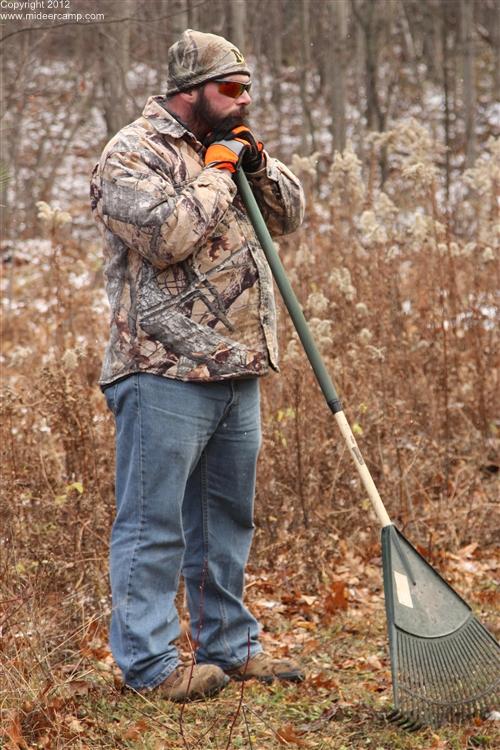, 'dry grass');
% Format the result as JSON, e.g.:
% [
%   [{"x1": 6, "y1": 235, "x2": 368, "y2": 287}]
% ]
[{"x1": 1, "y1": 128, "x2": 499, "y2": 747}]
